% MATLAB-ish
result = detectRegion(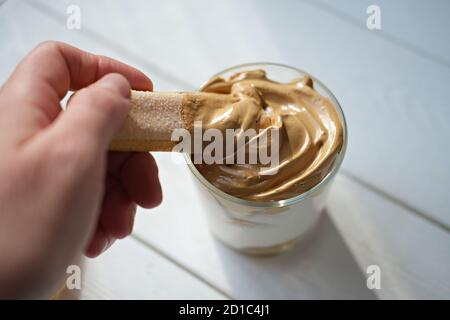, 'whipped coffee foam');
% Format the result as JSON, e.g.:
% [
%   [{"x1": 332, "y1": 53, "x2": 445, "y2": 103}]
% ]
[{"x1": 192, "y1": 69, "x2": 343, "y2": 201}]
